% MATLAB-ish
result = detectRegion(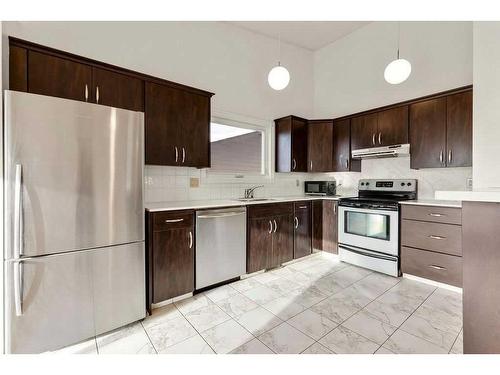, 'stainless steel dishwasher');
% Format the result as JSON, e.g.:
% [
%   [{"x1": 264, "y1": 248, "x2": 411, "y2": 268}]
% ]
[{"x1": 196, "y1": 207, "x2": 247, "y2": 289}]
